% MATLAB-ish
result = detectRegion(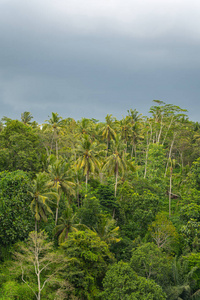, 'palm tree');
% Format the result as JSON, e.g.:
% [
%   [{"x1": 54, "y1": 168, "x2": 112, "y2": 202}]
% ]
[
  {"x1": 103, "y1": 135, "x2": 127, "y2": 197},
  {"x1": 100, "y1": 114, "x2": 117, "y2": 155},
  {"x1": 47, "y1": 159, "x2": 75, "y2": 225},
  {"x1": 119, "y1": 116, "x2": 131, "y2": 153},
  {"x1": 166, "y1": 257, "x2": 199, "y2": 300},
  {"x1": 29, "y1": 172, "x2": 58, "y2": 232},
  {"x1": 53, "y1": 204, "x2": 78, "y2": 244},
  {"x1": 78, "y1": 117, "x2": 91, "y2": 135},
  {"x1": 76, "y1": 134, "x2": 104, "y2": 189},
  {"x1": 127, "y1": 109, "x2": 143, "y2": 159},
  {"x1": 45, "y1": 112, "x2": 64, "y2": 159},
  {"x1": 94, "y1": 216, "x2": 121, "y2": 245},
  {"x1": 21, "y1": 111, "x2": 33, "y2": 125}
]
